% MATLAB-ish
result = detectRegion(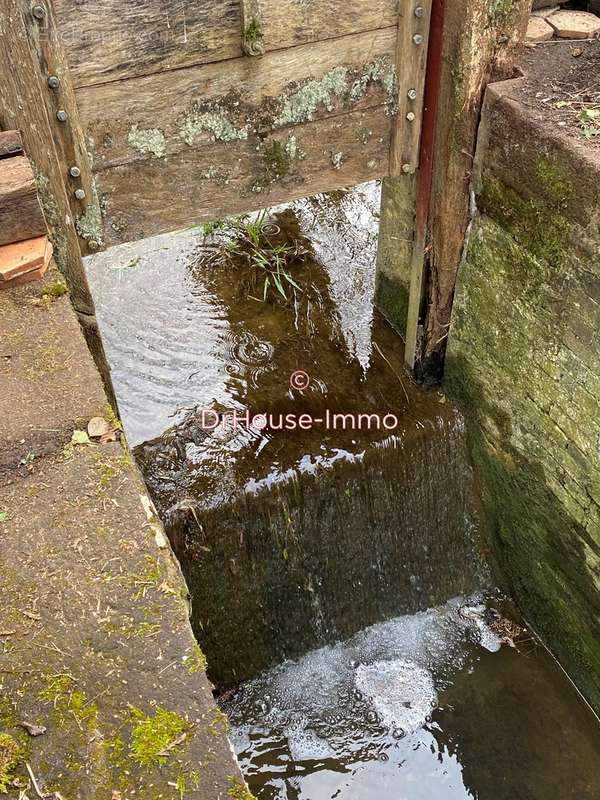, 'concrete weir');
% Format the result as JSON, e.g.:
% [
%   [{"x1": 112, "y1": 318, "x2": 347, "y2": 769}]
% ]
[{"x1": 0, "y1": 270, "x2": 246, "y2": 798}]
